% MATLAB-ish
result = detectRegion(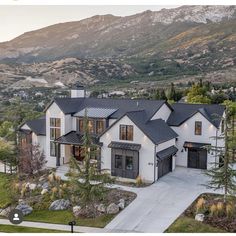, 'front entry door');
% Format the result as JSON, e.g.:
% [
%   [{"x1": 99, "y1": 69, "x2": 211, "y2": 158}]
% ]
[
  {"x1": 188, "y1": 148, "x2": 207, "y2": 169},
  {"x1": 111, "y1": 148, "x2": 139, "y2": 179}
]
